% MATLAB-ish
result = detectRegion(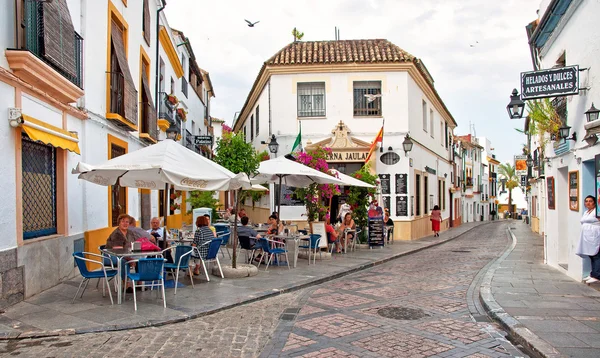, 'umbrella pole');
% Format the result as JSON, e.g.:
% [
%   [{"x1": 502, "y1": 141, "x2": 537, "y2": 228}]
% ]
[
  {"x1": 277, "y1": 175, "x2": 282, "y2": 225},
  {"x1": 163, "y1": 183, "x2": 169, "y2": 249}
]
